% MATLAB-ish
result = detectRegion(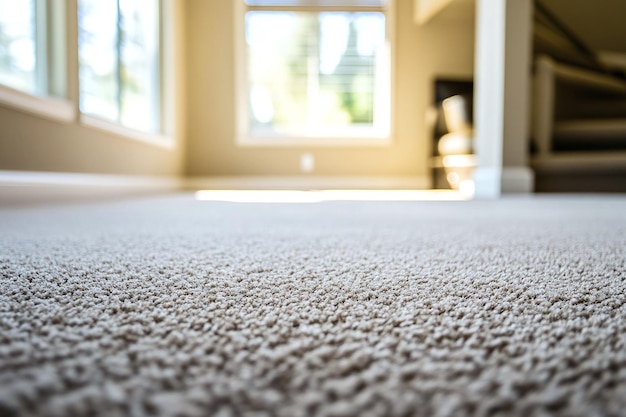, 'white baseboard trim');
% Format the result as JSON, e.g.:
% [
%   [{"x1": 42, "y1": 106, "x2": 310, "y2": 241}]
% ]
[
  {"x1": 0, "y1": 170, "x2": 183, "y2": 188},
  {"x1": 0, "y1": 171, "x2": 431, "y2": 191},
  {"x1": 183, "y1": 175, "x2": 432, "y2": 190},
  {"x1": 0, "y1": 171, "x2": 432, "y2": 205},
  {"x1": 502, "y1": 167, "x2": 535, "y2": 194},
  {"x1": 0, "y1": 170, "x2": 183, "y2": 206},
  {"x1": 473, "y1": 166, "x2": 534, "y2": 198}
]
